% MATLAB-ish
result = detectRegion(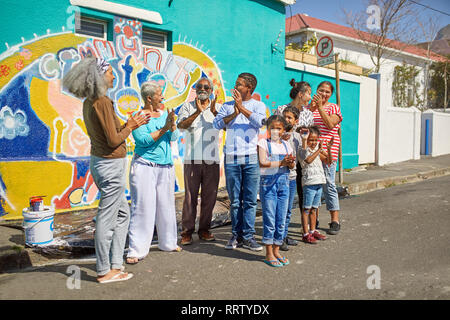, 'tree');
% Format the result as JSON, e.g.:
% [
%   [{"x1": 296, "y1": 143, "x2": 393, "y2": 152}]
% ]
[
  {"x1": 416, "y1": 15, "x2": 441, "y2": 109},
  {"x1": 429, "y1": 55, "x2": 450, "y2": 111},
  {"x1": 343, "y1": 0, "x2": 419, "y2": 73}
]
